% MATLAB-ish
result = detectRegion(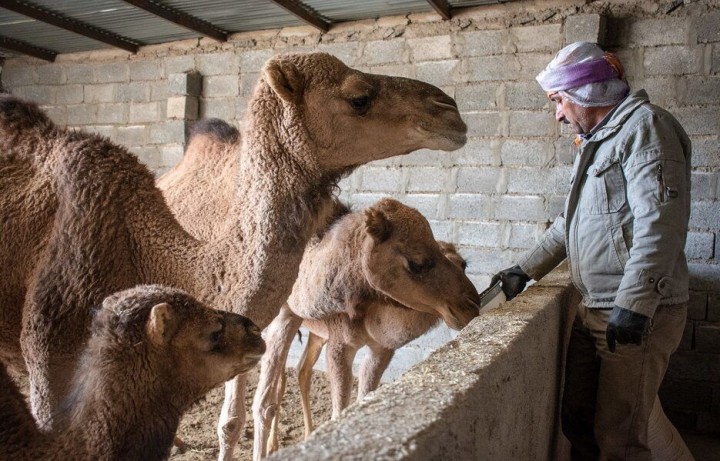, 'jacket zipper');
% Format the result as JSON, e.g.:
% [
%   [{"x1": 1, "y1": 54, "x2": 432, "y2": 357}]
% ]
[{"x1": 656, "y1": 163, "x2": 665, "y2": 203}]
